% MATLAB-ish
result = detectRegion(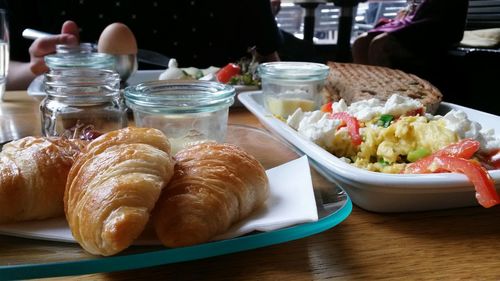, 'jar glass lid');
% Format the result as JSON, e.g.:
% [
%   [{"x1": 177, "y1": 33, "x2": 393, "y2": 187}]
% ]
[
  {"x1": 45, "y1": 52, "x2": 116, "y2": 69},
  {"x1": 124, "y1": 80, "x2": 235, "y2": 113},
  {"x1": 257, "y1": 62, "x2": 329, "y2": 81},
  {"x1": 44, "y1": 68, "x2": 120, "y2": 98}
]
